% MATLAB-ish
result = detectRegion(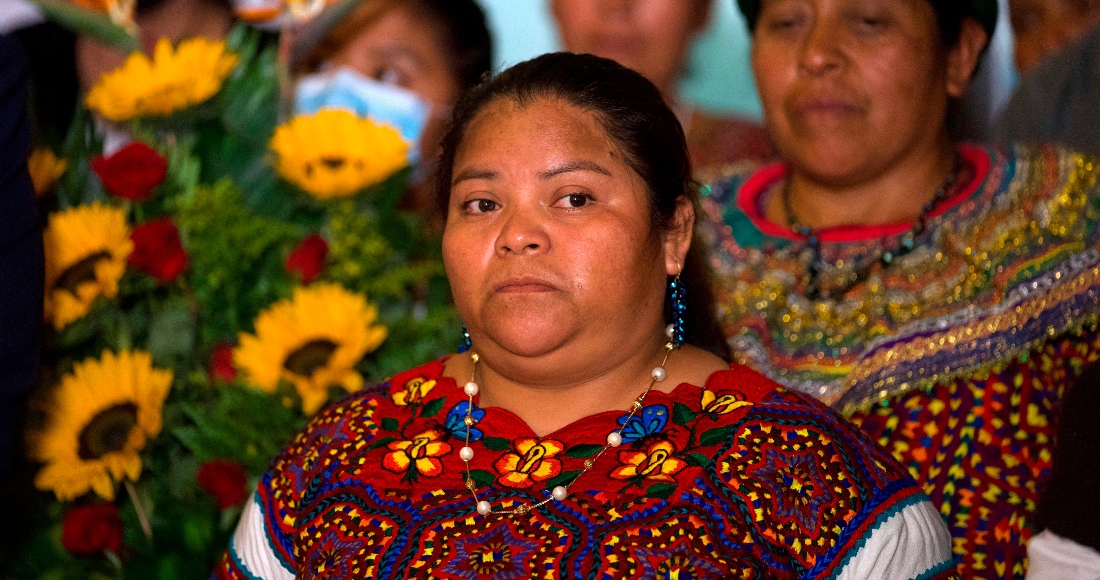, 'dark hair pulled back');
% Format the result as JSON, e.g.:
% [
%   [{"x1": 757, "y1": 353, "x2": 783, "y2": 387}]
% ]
[
  {"x1": 437, "y1": 52, "x2": 730, "y2": 360},
  {"x1": 414, "y1": 0, "x2": 493, "y2": 90},
  {"x1": 737, "y1": 0, "x2": 995, "y2": 48}
]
